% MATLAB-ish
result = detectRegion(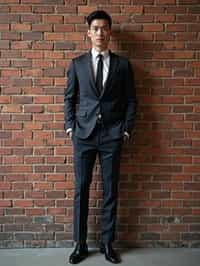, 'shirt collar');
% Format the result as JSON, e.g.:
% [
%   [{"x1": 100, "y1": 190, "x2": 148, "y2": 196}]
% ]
[{"x1": 91, "y1": 47, "x2": 109, "y2": 59}]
